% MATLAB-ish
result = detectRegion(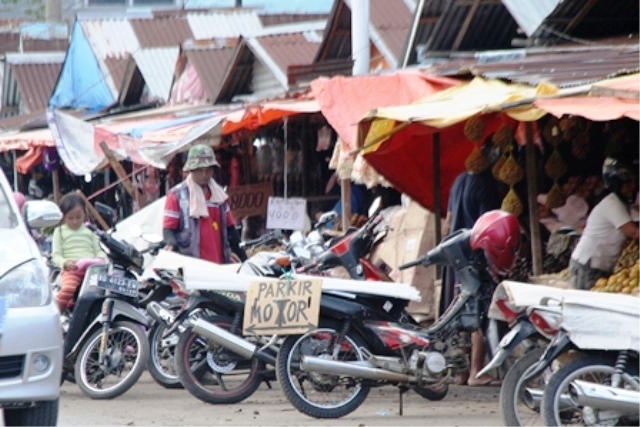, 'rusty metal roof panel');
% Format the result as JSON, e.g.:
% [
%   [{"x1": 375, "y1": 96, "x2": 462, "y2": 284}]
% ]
[
  {"x1": 104, "y1": 55, "x2": 131, "y2": 96},
  {"x1": 6, "y1": 52, "x2": 65, "y2": 113},
  {"x1": 215, "y1": 44, "x2": 254, "y2": 104},
  {"x1": 185, "y1": 46, "x2": 236, "y2": 100},
  {"x1": 130, "y1": 16, "x2": 193, "y2": 48},
  {"x1": 0, "y1": 30, "x2": 20, "y2": 56},
  {"x1": 369, "y1": 0, "x2": 414, "y2": 65},
  {"x1": 248, "y1": 32, "x2": 321, "y2": 88},
  {"x1": 425, "y1": 44, "x2": 640, "y2": 88},
  {"x1": 187, "y1": 9, "x2": 265, "y2": 40}
]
